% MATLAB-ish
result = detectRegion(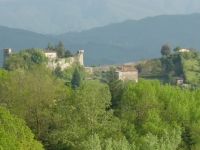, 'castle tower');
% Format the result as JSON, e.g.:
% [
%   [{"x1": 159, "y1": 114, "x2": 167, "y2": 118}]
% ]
[
  {"x1": 3, "y1": 48, "x2": 11, "y2": 61},
  {"x1": 77, "y1": 50, "x2": 84, "y2": 66}
]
